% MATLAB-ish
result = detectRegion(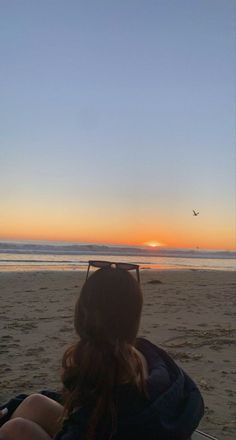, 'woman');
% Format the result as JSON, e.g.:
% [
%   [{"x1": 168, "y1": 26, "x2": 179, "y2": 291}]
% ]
[{"x1": 0, "y1": 264, "x2": 204, "y2": 439}]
